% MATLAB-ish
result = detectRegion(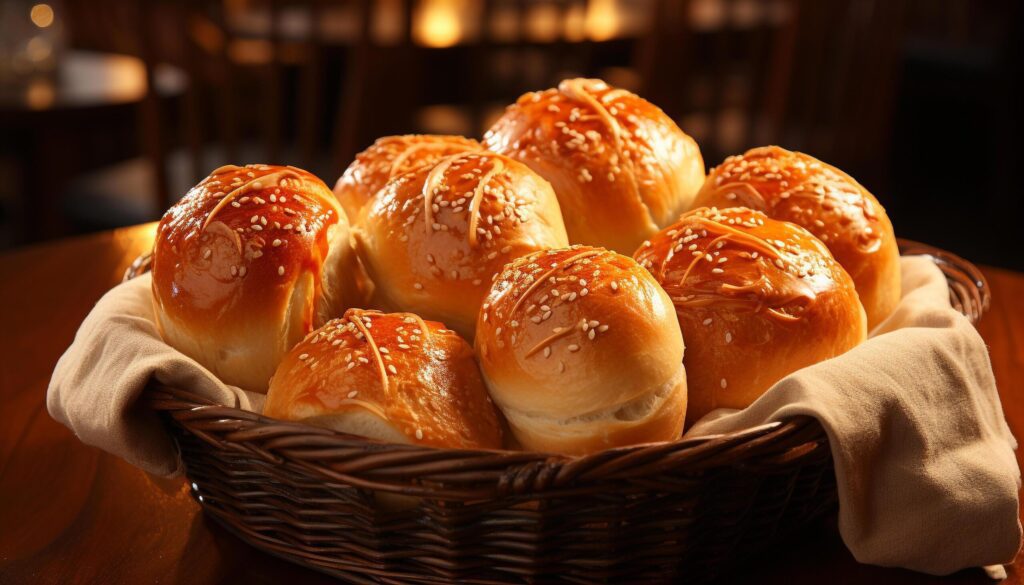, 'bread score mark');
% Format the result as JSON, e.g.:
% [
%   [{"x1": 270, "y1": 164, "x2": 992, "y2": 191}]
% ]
[
  {"x1": 557, "y1": 79, "x2": 651, "y2": 232},
  {"x1": 422, "y1": 153, "x2": 507, "y2": 248},
  {"x1": 650, "y1": 212, "x2": 817, "y2": 323},
  {"x1": 467, "y1": 159, "x2": 505, "y2": 247},
  {"x1": 422, "y1": 153, "x2": 465, "y2": 233},
  {"x1": 525, "y1": 320, "x2": 590, "y2": 358},
  {"x1": 388, "y1": 140, "x2": 478, "y2": 180},
  {"x1": 507, "y1": 249, "x2": 605, "y2": 316},
  {"x1": 201, "y1": 168, "x2": 304, "y2": 231}
]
